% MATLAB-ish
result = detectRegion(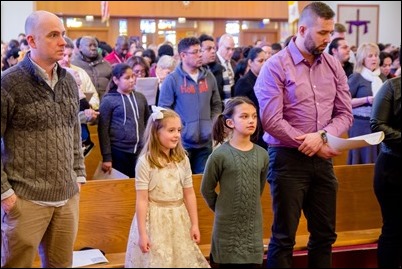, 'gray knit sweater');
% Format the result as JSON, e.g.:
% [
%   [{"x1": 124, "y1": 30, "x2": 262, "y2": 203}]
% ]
[
  {"x1": 201, "y1": 142, "x2": 269, "y2": 264},
  {"x1": 1, "y1": 53, "x2": 86, "y2": 202}
]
